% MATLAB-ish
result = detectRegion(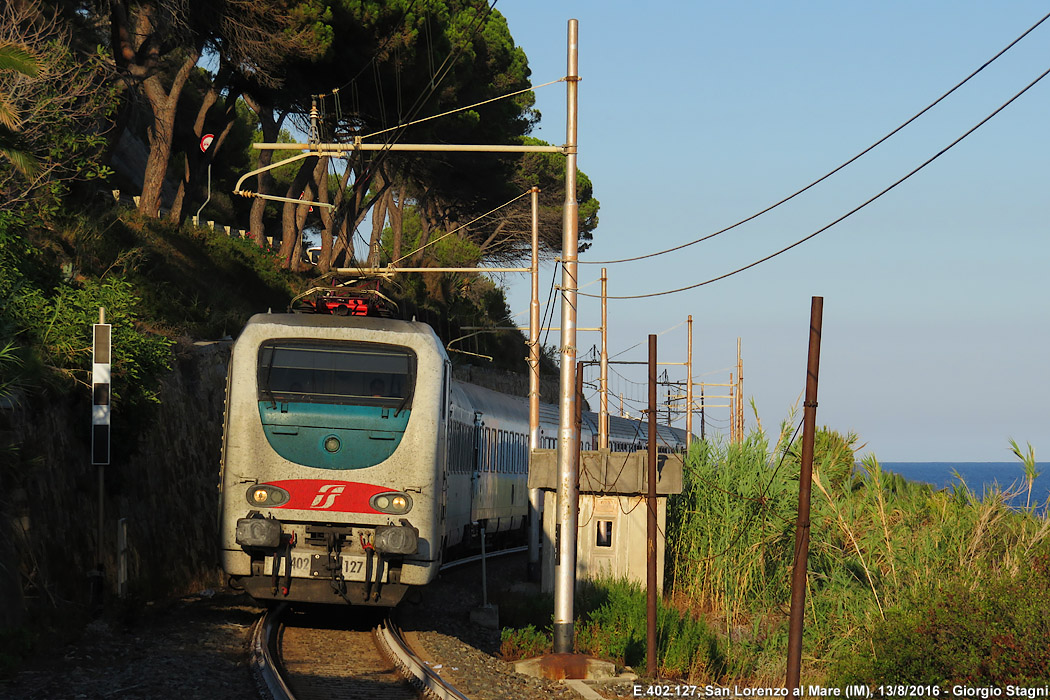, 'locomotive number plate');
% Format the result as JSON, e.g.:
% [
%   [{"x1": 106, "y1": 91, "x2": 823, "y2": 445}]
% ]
[{"x1": 263, "y1": 553, "x2": 387, "y2": 582}]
